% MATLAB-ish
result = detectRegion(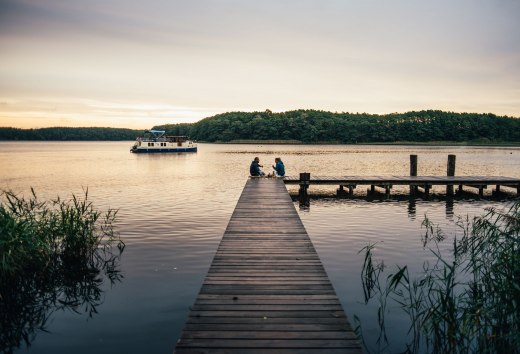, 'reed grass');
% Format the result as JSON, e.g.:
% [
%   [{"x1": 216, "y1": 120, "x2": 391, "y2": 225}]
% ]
[
  {"x1": 356, "y1": 201, "x2": 520, "y2": 354},
  {"x1": 0, "y1": 189, "x2": 124, "y2": 353}
]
